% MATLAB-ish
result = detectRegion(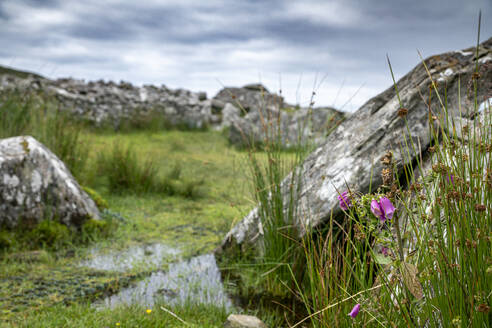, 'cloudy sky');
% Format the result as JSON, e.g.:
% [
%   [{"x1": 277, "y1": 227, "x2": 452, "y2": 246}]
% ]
[{"x1": 1, "y1": 0, "x2": 490, "y2": 111}]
